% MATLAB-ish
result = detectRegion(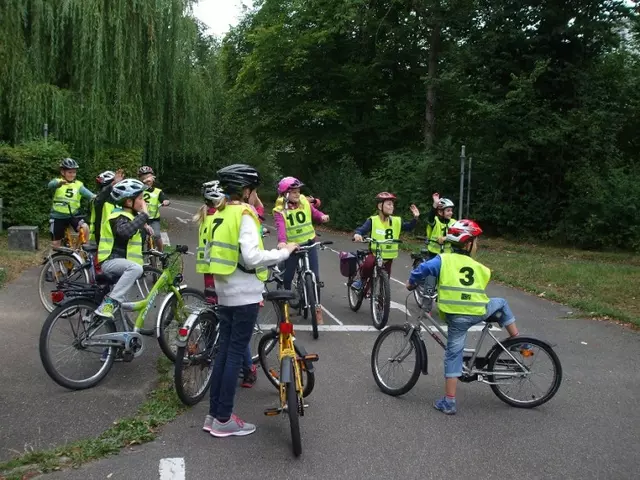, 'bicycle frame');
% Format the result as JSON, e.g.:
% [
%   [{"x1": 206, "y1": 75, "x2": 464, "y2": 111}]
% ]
[{"x1": 278, "y1": 302, "x2": 304, "y2": 406}]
